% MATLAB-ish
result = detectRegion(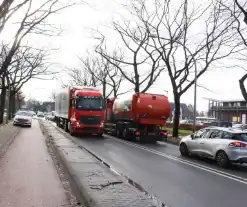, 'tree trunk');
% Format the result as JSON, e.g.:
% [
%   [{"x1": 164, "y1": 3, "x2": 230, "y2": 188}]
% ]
[
  {"x1": 12, "y1": 94, "x2": 16, "y2": 117},
  {"x1": 134, "y1": 71, "x2": 140, "y2": 92},
  {"x1": 0, "y1": 88, "x2": 6, "y2": 124},
  {"x1": 102, "y1": 80, "x2": 106, "y2": 99},
  {"x1": 172, "y1": 95, "x2": 180, "y2": 138},
  {"x1": 239, "y1": 74, "x2": 247, "y2": 101},
  {"x1": 8, "y1": 92, "x2": 14, "y2": 119},
  {"x1": 135, "y1": 83, "x2": 140, "y2": 93}
]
